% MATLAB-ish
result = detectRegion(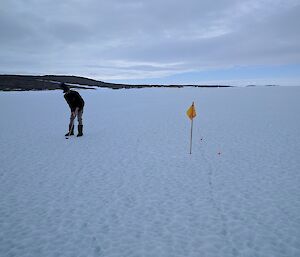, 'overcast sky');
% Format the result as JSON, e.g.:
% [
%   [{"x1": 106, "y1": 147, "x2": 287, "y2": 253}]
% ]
[{"x1": 1, "y1": 0, "x2": 300, "y2": 85}]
